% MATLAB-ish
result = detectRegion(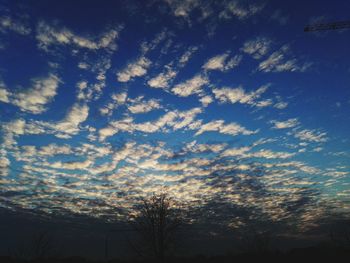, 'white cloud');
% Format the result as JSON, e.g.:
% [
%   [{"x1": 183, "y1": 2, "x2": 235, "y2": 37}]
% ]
[
  {"x1": 0, "y1": 156, "x2": 10, "y2": 167},
  {"x1": 271, "y1": 118, "x2": 299, "y2": 129},
  {"x1": 172, "y1": 74, "x2": 208, "y2": 97},
  {"x1": 202, "y1": 53, "x2": 242, "y2": 72},
  {"x1": 251, "y1": 149, "x2": 295, "y2": 159},
  {"x1": 117, "y1": 56, "x2": 151, "y2": 82},
  {"x1": 100, "y1": 93, "x2": 161, "y2": 116},
  {"x1": 2, "y1": 119, "x2": 26, "y2": 135},
  {"x1": 99, "y1": 107, "x2": 202, "y2": 141},
  {"x1": 9, "y1": 103, "x2": 90, "y2": 139},
  {"x1": 212, "y1": 85, "x2": 269, "y2": 107},
  {"x1": 195, "y1": 120, "x2": 256, "y2": 136},
  {"x1": 258, "y1": 45, "x2": 311, "y2": 73},
  {"x1": 164, "y1": 0, "x2": 201, "y2": 19},
  {"x1": 36, "y1": 21, "x2": 120, "y2": 50},
  {"x1": 147, "y1": 69, "x2": 177, "y2": 89},
  {"x1": 274, "y1": 101, "x2": 288, "y2": 109},
  {"x1": 38, "y1": 144, "x2": 72, "y2": 156},
  {"x1": 127, "y1": 98, "x2": 161, "y2": 114},
  {"x1": 255, "y1": 99, "x2": 273, "y2": 108},
  {"x1": 221, "y1": 146, "x2": 251, "y2": 157},
  {"x1": 55, "y1": 103, "x2": 89, "y2": 135},
  {"x1": 225, "y1": 55, "x2": 243, "y2": 69},
  {"x1": 12, "y1": 74, "x2": 59, "y2": 114},
  {"x1": 1, "y1": 74, "x2": 60, "y2": 114},
  {"x1": 241, "y1": 37, "x2": 271, "y2": 59},
  {"x1": 1, "y1": 119, "x2": 29, "y2": 148},
  {"x1": 140, "y1": 29, "x2": 168, "y2": 54},
  {"x1": 202, "y1": 53, "x2": 229, "y2": 71},
  {"x1": 49, "y1": 159, "x2": 93, "y2": 170},
  {"x1": 184, "y1": 141, "x2": 227, "y2": 154},
  {"x1": 178, "y1": 46, "x2": 198, "y2": 67},
  {"x1": 0, "y1": 156, "x2": 10, "y2": 176},
  {"x1": 99, "y1": 92, "x2": 128, "y2": 116},
  {"x1": 112, "y1": 92, "x2": 128, "y2": 104},
  {"x1": 199, "y1": 95, "x2": 213, "y2": 107},
  {"x1": 0, "y1": 87, "x2": 10, "y2": 103},
  {"x1": 219, "y1": 1, "x2": 264, "y2": 20},
  {"x1": 0, "y1": 104, "x2": 88, "y2": 141},
  {"x1": 294, "y1": 129, "x2": 328, "y2": 143},
  {"x1": 0, "y1": 16, "x2": 31, "y2": 35}
]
